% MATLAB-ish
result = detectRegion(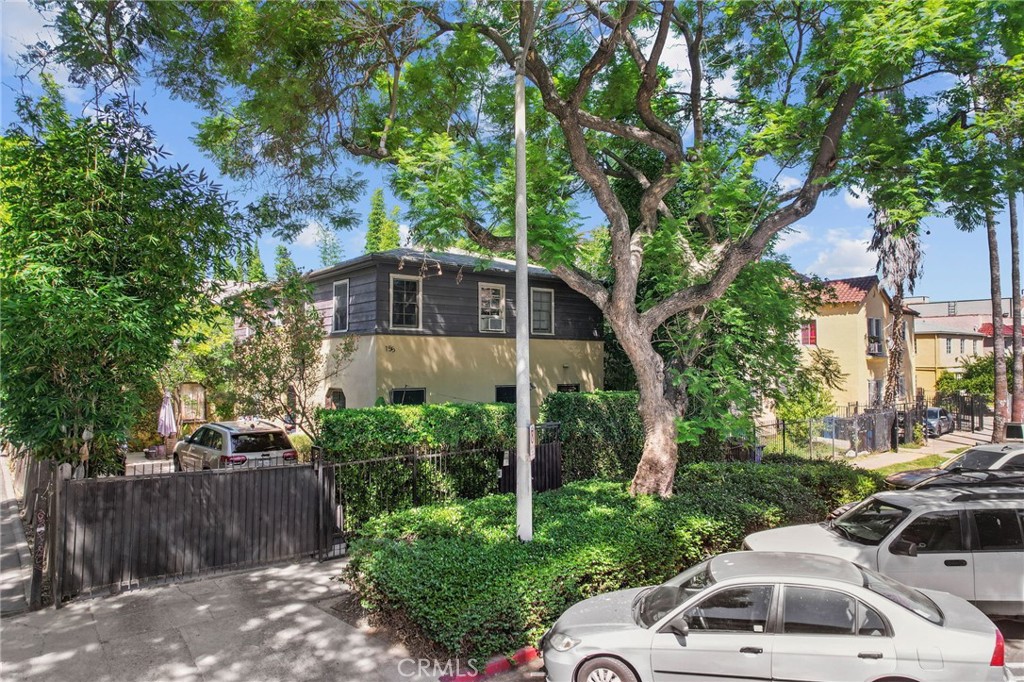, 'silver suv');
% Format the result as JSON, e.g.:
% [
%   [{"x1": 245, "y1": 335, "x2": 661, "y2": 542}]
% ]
[
  {"x1": 173, "y1": 420, "x2": 298, "y2": 471},
  {"x1": 745, "y1": 486, "x2": 1024, "y2": 617}
]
